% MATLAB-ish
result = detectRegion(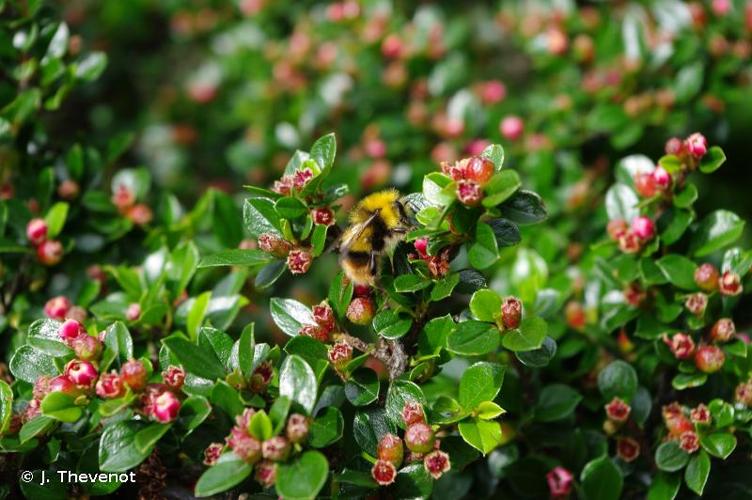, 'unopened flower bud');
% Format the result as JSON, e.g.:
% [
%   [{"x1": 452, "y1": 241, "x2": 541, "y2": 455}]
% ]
[
  {"x1": 685, "y1": 293, "x2": 708, "y2": 316},
  {"x1": 694, "y1": 263, "x2": 720, "y2": 292},
  {"x1": 59, "y1": 319, "x2": 84, "y2": 342},
  {"x1": 65, "y1": 359, "x2": 98, "y2": 388},
  {"x1": 690, "y1": 404, "x2": 711, "y2": 425},
  {"x1": 718, "y1": 270, "x2": 742, "y2": 296},
  {"x1": 371, "y1": 459, "x2": 397, "y2": 486},
  {"x1": 48, "y1": 375, "x2": 79, "y2": 395},
  {"x1": 299, "y1": 324, "x2": 330, "y2": 342},
  {"x1": 287, "y1": 248, "x2": 312, "y2": 274},
  {"x1": 679, "y1": 431, "x2": 700, "y2": 453},
  {"x1": 346, "y1": 296, "x2": 374, "y2": 325},
  {"x1": 262, "y1": 436, "x2": 291, "y2": 462},
  {"x1": 112, "y1": 185, "x2": 135, "y2": 210},
  {"x1": 631, "y1": 216, "x2": 655, "y2": 240},
  {"x1": 734, "y1": 380, "x2": 752, "y2": 406},
  {"x1": 96, "y1": 371, "x2": 124, "y2": 399},
  {"x1": 710, "y1": 318, "x2": 735, "y2": 343},
  {"x1": 57, "y1": 179, "x2": 80, "y2": 200},
  {"x1": 120, "y1": 359, "x2": 147, "y2": 391},
  {"x1": 653, "y1": 166, "x2": 671, "y2": 190},
  {"x1": 312, "y1": 302, "x2": 335, "y2": 331},
  {"x1": 665, "y1": 137, "x2": 683, "y2": 155},
  {"x1": 465, "y1": 156, "x2": 495, "y2": 185},
  {"x1": 663, "y1": 333, "x2": 695, "y2": 360},
  {"x1": 413, "y1": 238, "x2": 429, "y2": 258},
  {"x1": 634, "y1": 172, "x2": 657, "y2": 198},
  {"x1": 258, "y1": 233, "x2": 291, "y2": 257},
  {"x1": 162, "y1": 365, "x2": 186, "y2": 390},
  {"x1": 404, "y1": 422, "x2": 435, "y2": 453},
  {"x1": 565, "y1": 301, "x2": 586, "y2": 330},
  {"x1": 618, "y1": 230, "x2": 641, "y2": 254},
  {"x1": 203, "y1": 442, "x2": 224, "y2": 465},
  {"x1": 227, "y1": 427, "x2": 262, "y2": 464},
  {"x1": 255, "y1": 460, "x2": 277, "y2": 487},
  {"x1": 604, "y1": 397, "x2": 631, "y2": 423},
  {"x1": 285, "y1": 413, "x2": 310, "y2": 444},
  {"x1": 44, "y1": 296, "x2": 71, "y2": 321},
  {"x1": 607, "y1": 219, "x2": 628, "y2": 241},
  {"x1": 328, "y1": 341, "x2": 353, "y2": 369},
  {"x1": 423, "y1": 449, "x2": 451, "y2": 479},
  {"x1": 402, "y1": 401, "x2": 426, "y2": 426},
  {"x1": 71, "y1": 334, "x2": 102, "y2": 361},
  {"x1": 500, "y1": 296, "x2": 522, "y2": 330},
  {"x1": 127, "y1": 204, "x2": 153, "y2": 225},
  {"x1": 26, "y1": 218, "x2": 48, "y2": 246},
  {"x1": 695, "y1": 345, "x2": 725, "y2": 373},
  {"x1": 685, "y1": 133, "x2": 708, "y2": 158},
  {"x1": 151, "y1": 390, "x2": 181, "y2": 423},
  {"x1": 250, "y1": 361, "x2": 273, "y2": 393},
  {"x1": 37, "y1": 240, "x2": 63, "y2": 266},
  {"x1": 126, "y1": 303, "x2": 141, "y2": 321},
  {"x1": 311, "y1": 207, "x2": 335, "y2": 226},
  {"x1": 662, "y1": 403, "x2": 693, "y2": 437},
  {"x1": 500, "y1": 116, "x2": 524, "y2": 141},
  {"x1": 377, "y1": 433, "x2": 404, "y2": 467},
  {"x1": 546, "y1": 466, "x2": 573, "y2": 499},
  {"x1": 616, "y1": 437, "x2": 640, "y2": 463}
]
